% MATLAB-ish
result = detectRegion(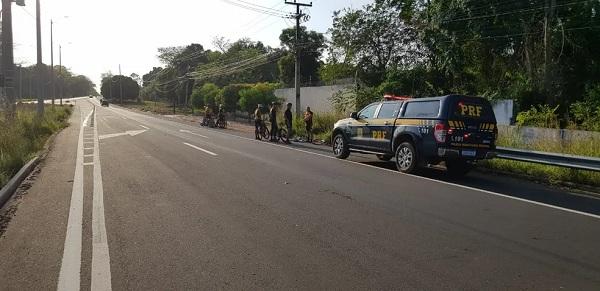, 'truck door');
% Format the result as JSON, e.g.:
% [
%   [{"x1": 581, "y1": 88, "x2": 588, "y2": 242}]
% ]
[
  {"x1": 349, "y1": 102, "x2": 380, "y2": 149},
  {"x1": 371, "y1": 102, "x2": 402, "y2": 152}
]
